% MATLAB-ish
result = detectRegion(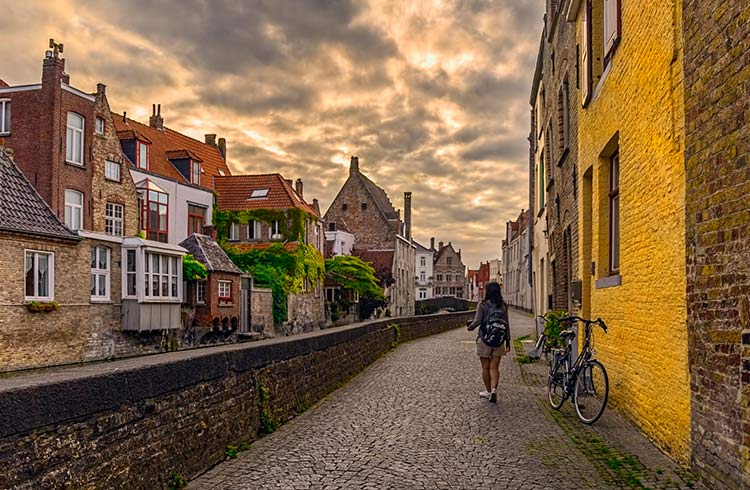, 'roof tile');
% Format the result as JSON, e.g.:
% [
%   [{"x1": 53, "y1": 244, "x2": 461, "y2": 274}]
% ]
[{"x1": 214, "y1": 174, "x2": 318, "y2": 216}]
